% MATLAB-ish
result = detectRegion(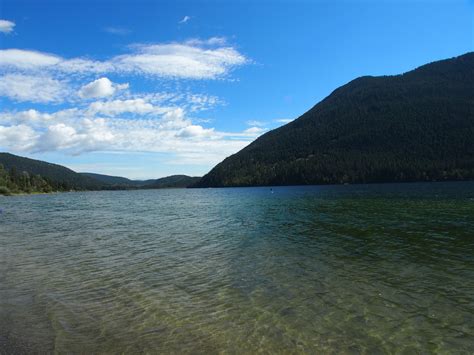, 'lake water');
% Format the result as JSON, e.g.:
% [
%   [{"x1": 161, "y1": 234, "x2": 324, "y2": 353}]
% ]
[{"x1": 0, "y1": 182, "x2": 473, "y2": 353}]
